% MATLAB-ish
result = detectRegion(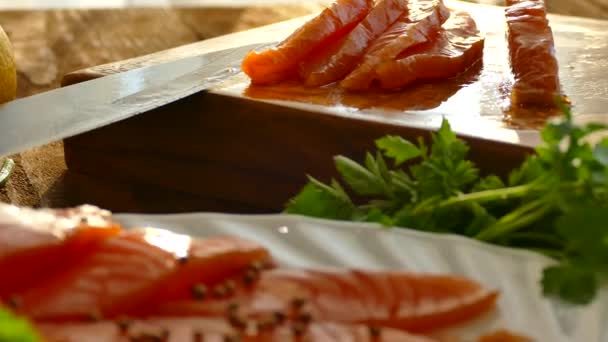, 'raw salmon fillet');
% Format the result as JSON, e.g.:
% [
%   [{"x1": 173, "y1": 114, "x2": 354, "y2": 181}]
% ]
[
  {"x1": 0, "y1": 204, "x2": 120, "y2": 301},
  {"x1": 9, "y1": 228, "x2": 271, "y2": 322},
  {"x1": 37, "y1": 317, "x2": 440, "y2": 342},
  {"x1": 301, "y1": 0, "x2": 410, "y2": 87},
  {"x1": 108, "y1": 233, "x2": 272, "y2": 318},
  {"x1": 241, "y1": 0, "x2": 374, "y2": 85},
  {"x1": 478, "y1": 329, "x2": 533, "y2": 342},
  {"x1": 0, "y1": 204, "x2": 505, "y2": 339},
  {"x1": 505, "y1": 0, "x2": 561, "y2": 107},
  {"x1": 154, "y1": 268, "x2": 499, "y2": 334},
  {"x1": 375, "y1": 11, "x2": 484, "y2": 90},
  {"x1": 341, "y1": 0, "x2": 451, "y2": 91}
]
